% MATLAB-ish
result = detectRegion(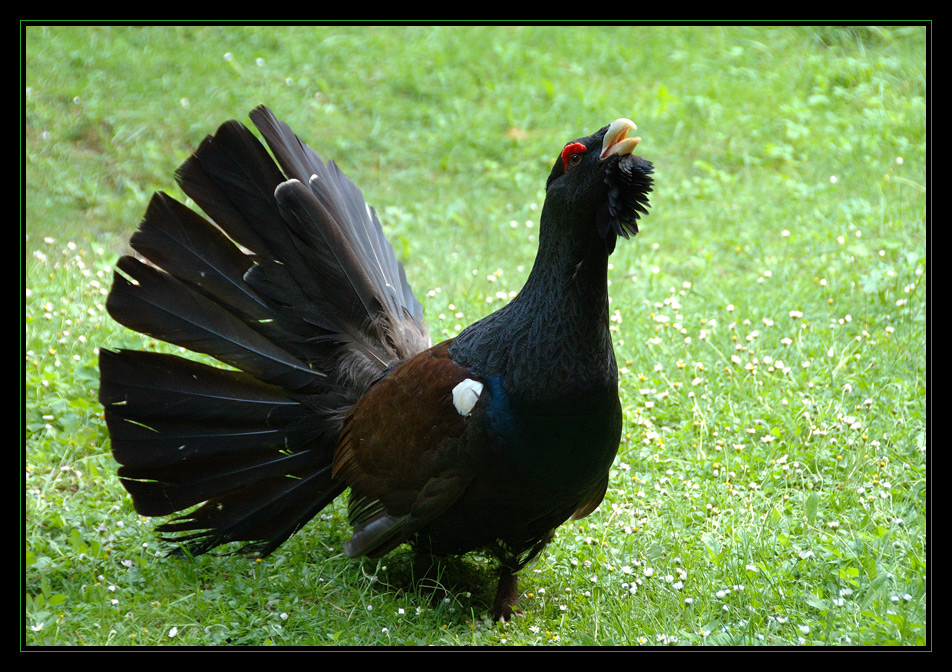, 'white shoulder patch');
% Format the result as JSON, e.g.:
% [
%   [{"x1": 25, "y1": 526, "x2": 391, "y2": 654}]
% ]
[{"x1": 452, "y1": 378, "x2": 483, "y2": 417}]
